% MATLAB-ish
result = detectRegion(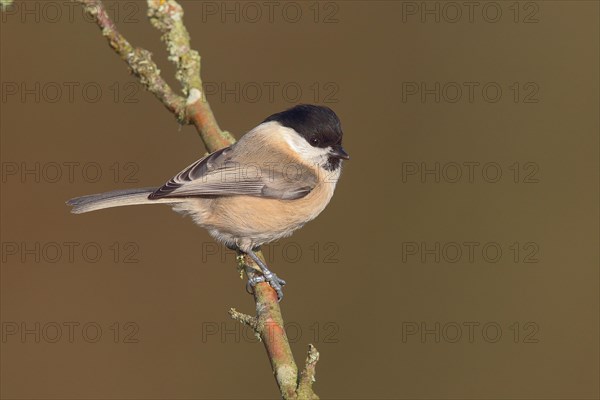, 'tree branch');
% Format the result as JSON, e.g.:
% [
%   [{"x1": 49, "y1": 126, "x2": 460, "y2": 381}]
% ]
[
  {"x1": 72, "y1": 0, "x2": 320, "y2": 398},
  {"x1": 232, "y1": 253, "x2": 320, "y2": 399},
  {"x1": 145, "y1": 0, "x2": 235, "y2": 150}
]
